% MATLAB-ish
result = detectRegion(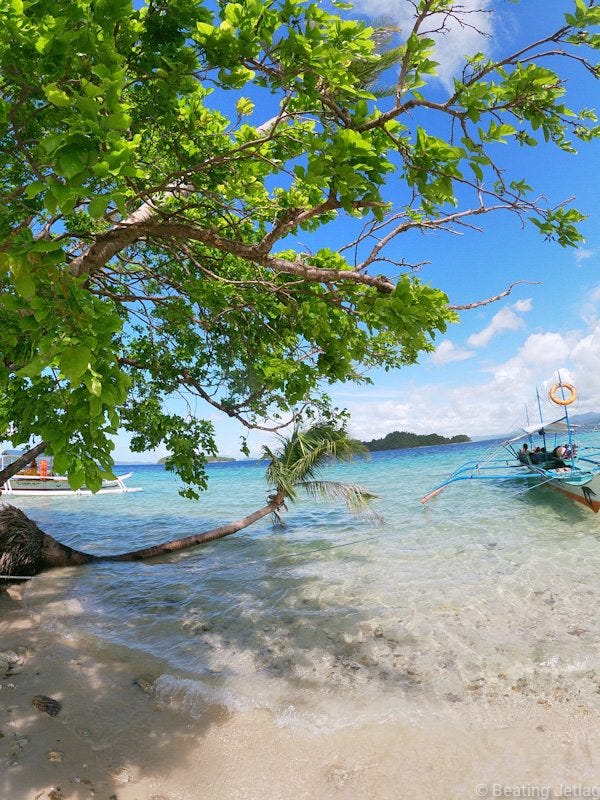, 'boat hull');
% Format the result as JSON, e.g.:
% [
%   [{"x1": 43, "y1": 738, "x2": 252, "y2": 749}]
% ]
[
  {"x1": 548, "y1": 472, "x2": 600, "y2": 513},
  {"x1": 0, "y1": 472, "x2": 141, "y2": 497}
]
